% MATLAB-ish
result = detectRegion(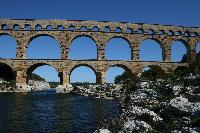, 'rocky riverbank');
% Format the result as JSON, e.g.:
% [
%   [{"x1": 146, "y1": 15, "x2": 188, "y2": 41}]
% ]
[{"x1": 95, "y1": 74, "x2": 200, "y2": 133}]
